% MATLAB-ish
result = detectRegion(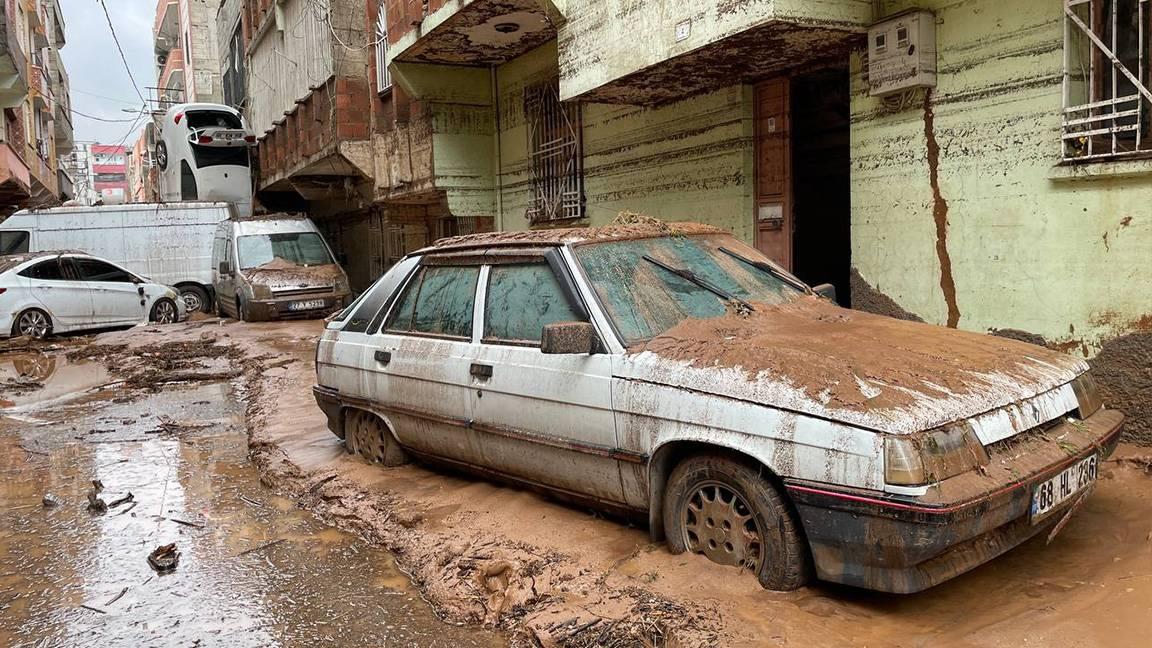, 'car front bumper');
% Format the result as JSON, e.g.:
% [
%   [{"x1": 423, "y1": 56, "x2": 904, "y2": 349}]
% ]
[
  {"x1": 786, "y1": 408, "x2": 1125, "y2": 594},
  {"x1": 246, "y1": 294, "x2": 348, "y2": 321}
]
